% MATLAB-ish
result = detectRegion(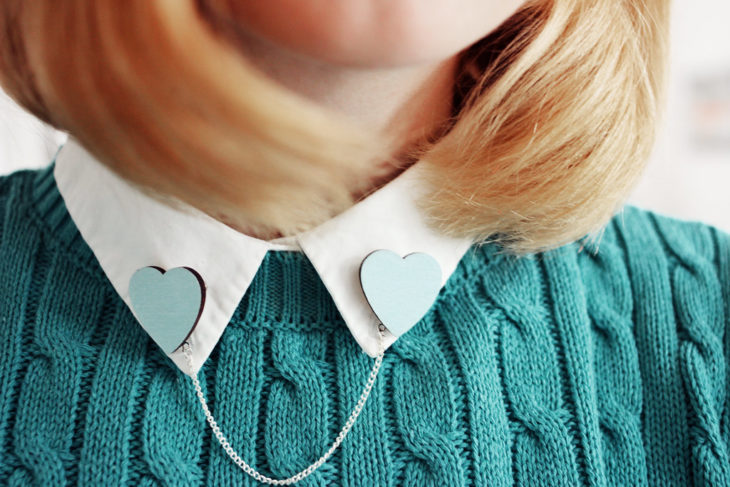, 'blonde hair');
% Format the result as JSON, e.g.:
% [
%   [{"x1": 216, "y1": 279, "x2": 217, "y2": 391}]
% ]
[{"x1": 0, "y1": 0, "x2": 670, "y2": 254}]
